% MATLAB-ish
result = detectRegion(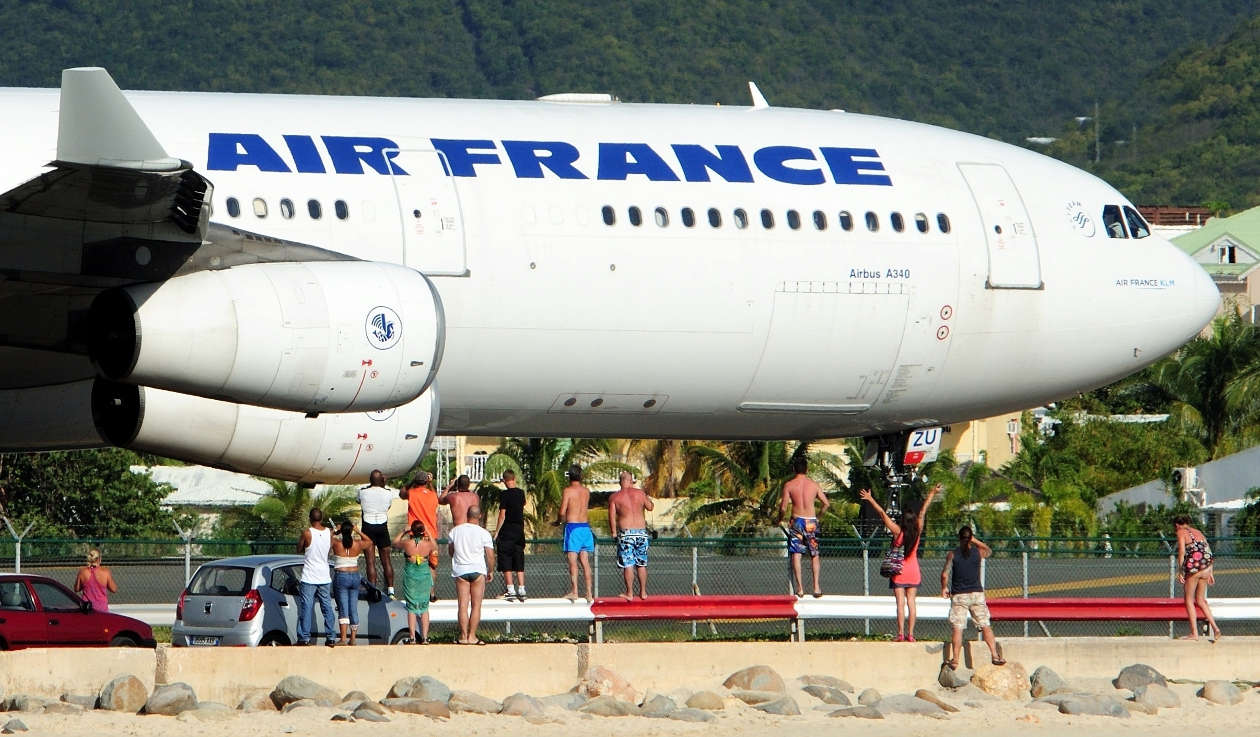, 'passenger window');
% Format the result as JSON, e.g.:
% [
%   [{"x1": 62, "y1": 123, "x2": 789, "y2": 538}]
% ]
[
  {"x1": 890, "y1": 212, "x2": 904, "y2": 232},
  {"x1": 813, "y1": 210, "x2": 827, "y2": 230},
  {"x1": 914, "y1": 213, "x2": 929, "y2": 233},
  {"x1": 937, "y1": 213, "x2": 951, "y2": 233},
  {"x1": 308, "y1": 199, "x2": 322, "y2": 219},
  {"x1": 279, "y1": 198, "x2": 295, "y2": 219},
  {"x1": 252, "y1": 198, "x2": 268, "y2": 218},
  {"x1": 1123, "y1": 206, "x2": 1150, "y2": 239},
  {"x1": 335, "y1": 200, "x2": 350, "y2": 220},
  {"x1": 838, "y1": 210, "x2": 853, "y2": 231},
  {"x1": 760, "y1": 209, "x2": 775, "y2": 229},
  {"x1": 31, "y1": 581, "x2": 80, "y2": 611},
  {"x1": 787, "y1": 210, "x2": 801, "y2": 230},
  {"x1": 707, "y1": 208, "x2": 722, "y2": 227},
  {"x1": 0, "y1": 582, "x2": 33, "y2": 611},
  {"x1": 269, "y1": 567, "x2": 299, "y2": 596},
  {"x1": 628, "y1": 206, "x2": 642, "y2": 226},
  {"x1": 1102, "y1": 205, "x2": 1126, "y2": 238},
  {"x1": 865, "y1": 211, "x2": 879, "y2": 232},
  {"x1": 602, "y1": 205, "x2": 615, "y2": 226},
  {"x1": 733, "y1": 208, "x2": 749, "y2": 229},
  {"x1": 654, "y1": 206, "x2": 669, "y2": 227},
  {"x1": 681, "y1": 207, "x2": 696, "y2": 227},
  {"x1": 226, "y1": 197, "x2": 240, "y2": 218}
]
